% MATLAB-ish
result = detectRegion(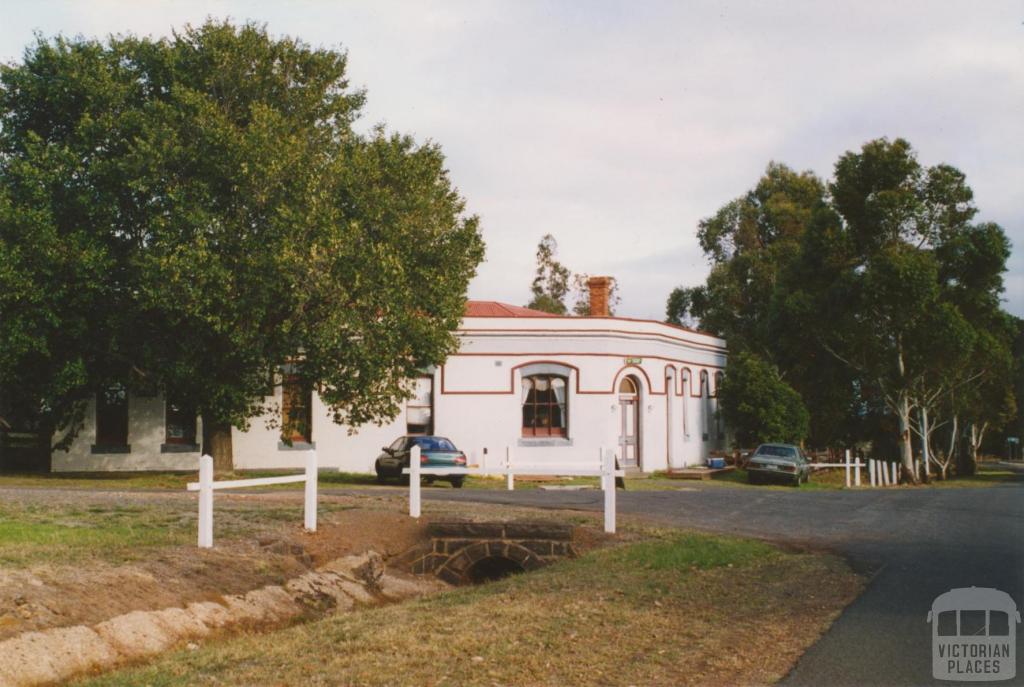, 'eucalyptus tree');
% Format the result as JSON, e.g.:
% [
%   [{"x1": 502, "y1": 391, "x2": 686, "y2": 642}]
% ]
[
  {"x1": 0, "y1": 21, "x2": 484, "y2": 470},
  {"x1": 526, "y1": 234, "x2": 572, "y2": 314},
  {"x1": 801, "y1": 138, "x2": 1012, "y2": 481},
  {"x1": 667, "y1": 162, "x2": 856, "y2": 447},
  {"x1": 667, "y1": 162, "x2": 825, "y2": 356},
  {"x1": 671, "y1": 140, "x2": 1013, "y2": 476}
]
